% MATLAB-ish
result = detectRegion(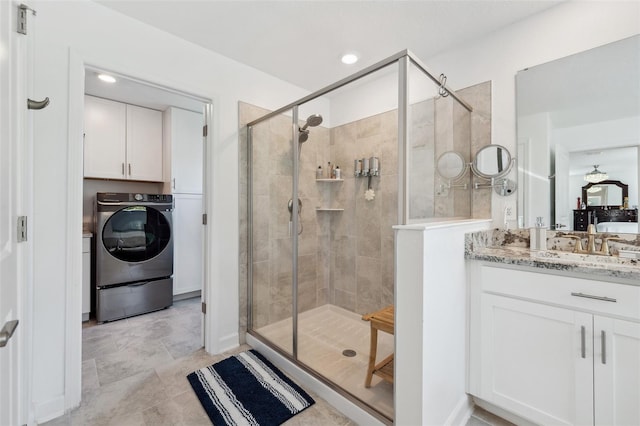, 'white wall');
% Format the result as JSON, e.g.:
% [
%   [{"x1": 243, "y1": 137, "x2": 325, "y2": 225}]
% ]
[
  {"x1": 426, "y1": 1, "x2": 640, "y2": 227},
  {"x1": 31, "y1": 0, "x2": 307, "y2": 421}
]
